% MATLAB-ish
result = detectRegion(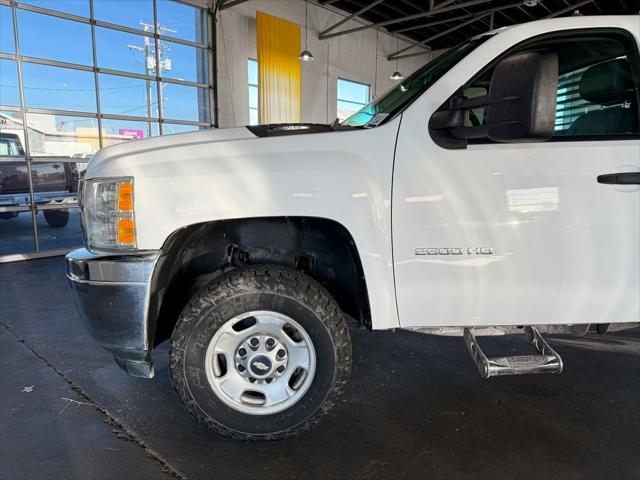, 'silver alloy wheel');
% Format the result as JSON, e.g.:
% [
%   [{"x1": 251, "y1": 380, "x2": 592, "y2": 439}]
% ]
[{"x1": 204, "y1": 311, "x2": 317, "y2": 415}]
